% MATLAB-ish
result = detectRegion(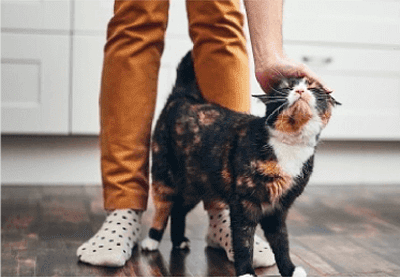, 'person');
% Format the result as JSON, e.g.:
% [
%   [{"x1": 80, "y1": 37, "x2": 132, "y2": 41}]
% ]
[{"x1": 77, "y1": 0, "x2": 329, "y2": 268}]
